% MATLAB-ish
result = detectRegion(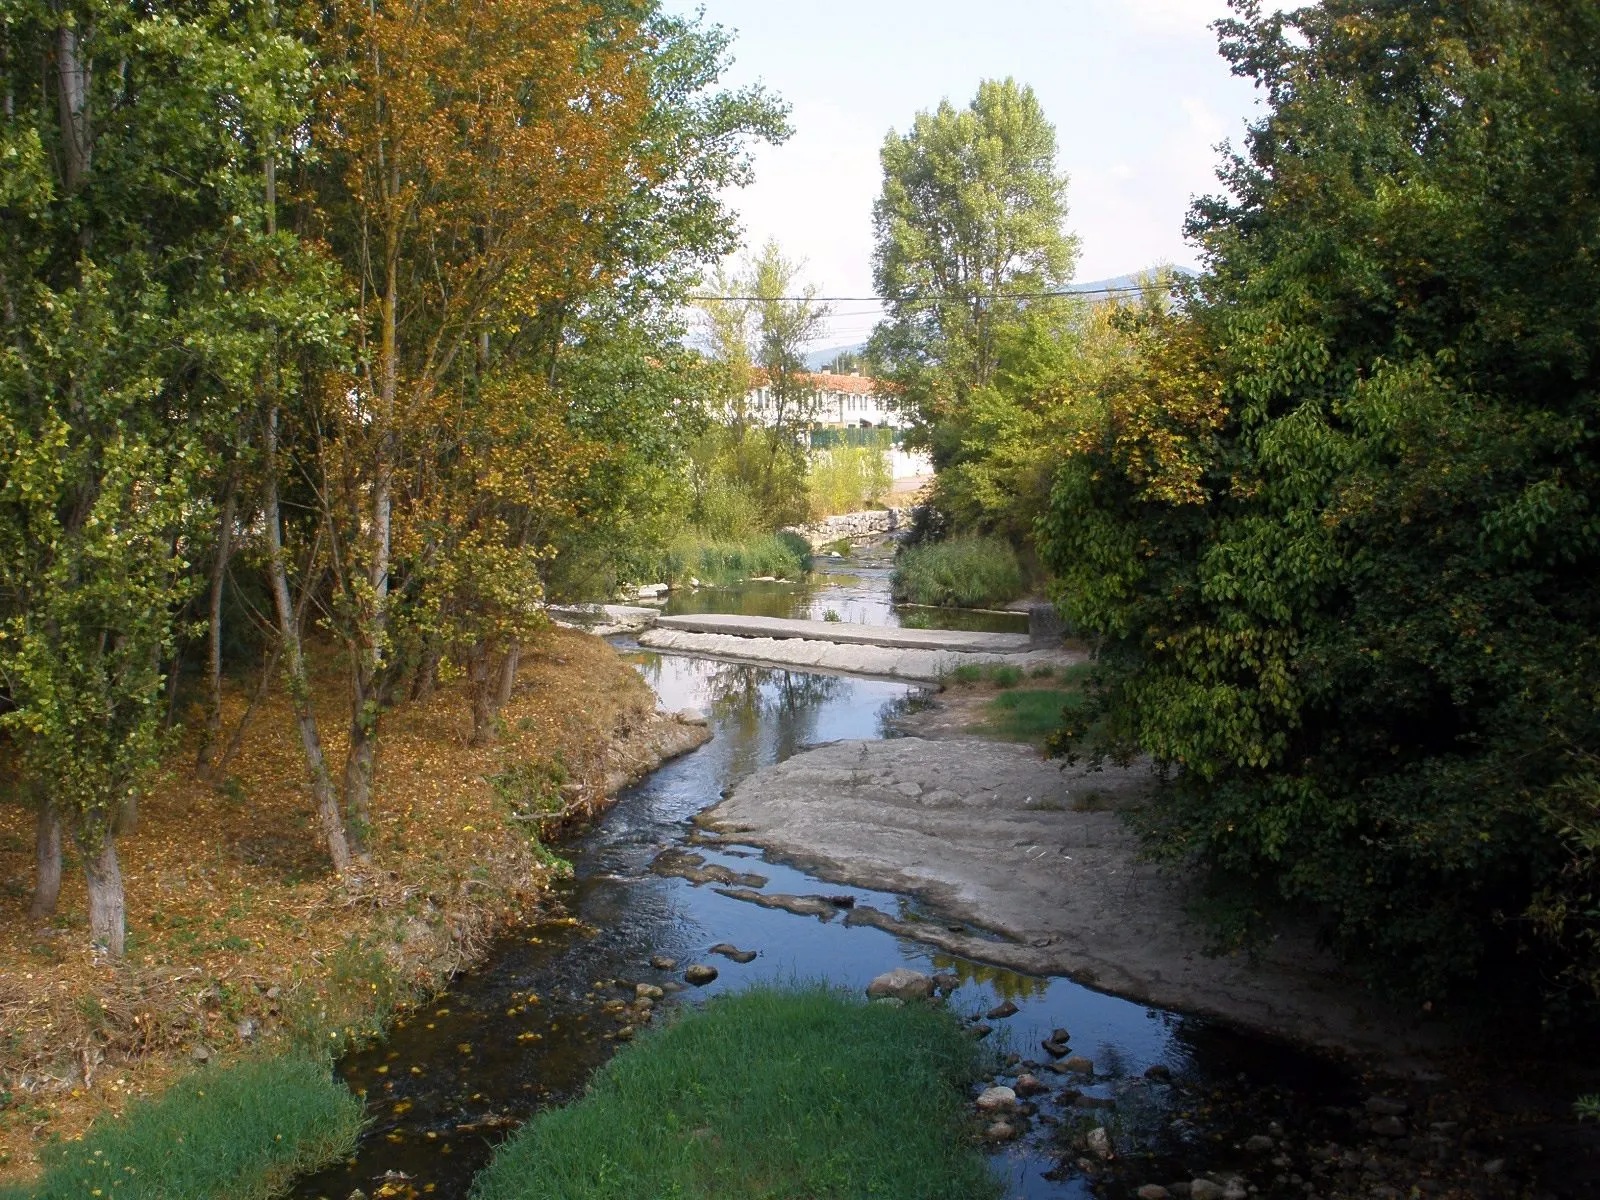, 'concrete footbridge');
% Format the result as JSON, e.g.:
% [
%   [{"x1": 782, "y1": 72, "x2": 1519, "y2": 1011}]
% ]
[{"x1": 542, "y1": 608, "x2": 1083, "y2": 682}]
